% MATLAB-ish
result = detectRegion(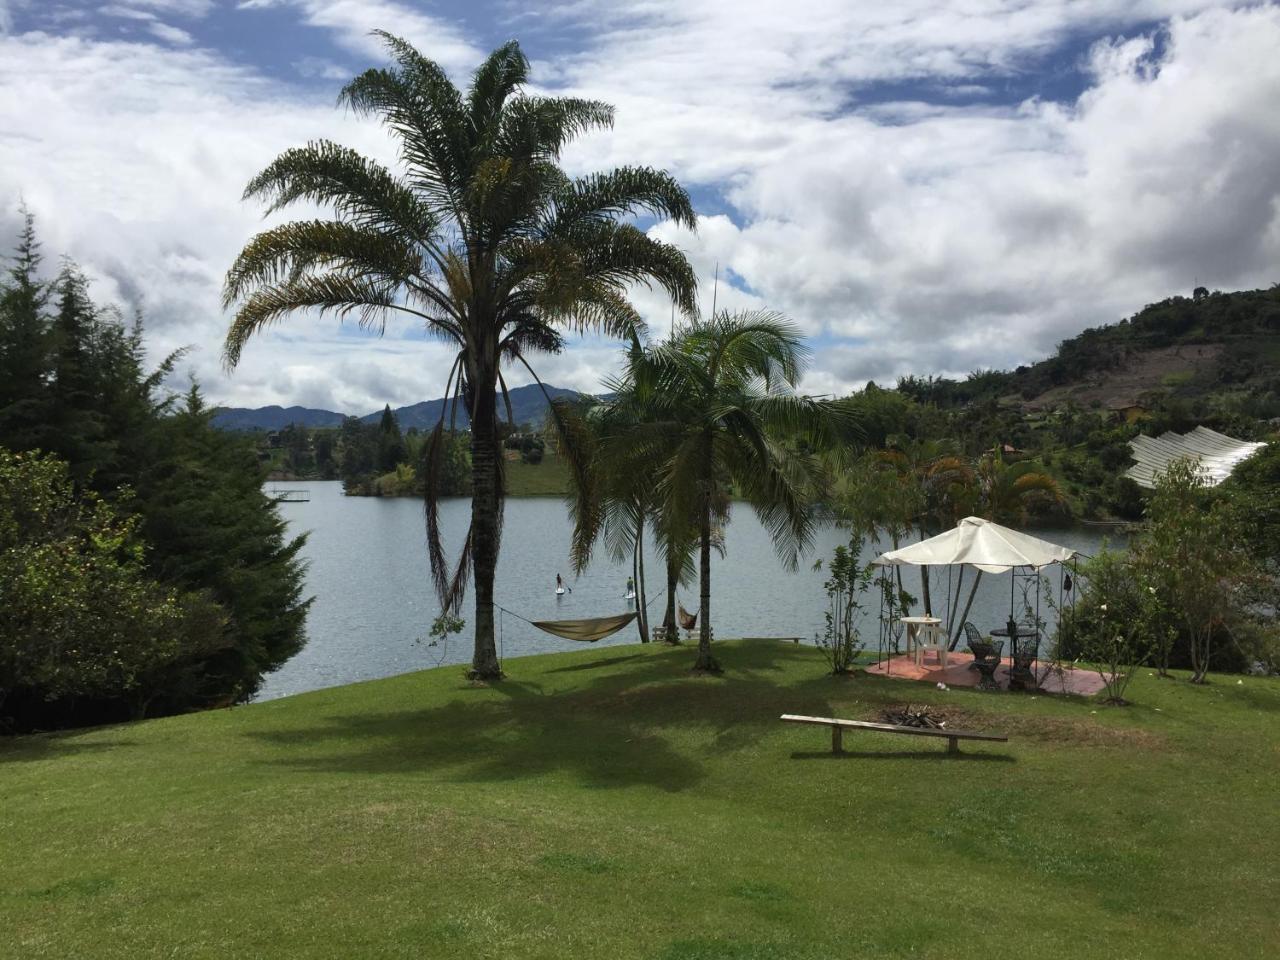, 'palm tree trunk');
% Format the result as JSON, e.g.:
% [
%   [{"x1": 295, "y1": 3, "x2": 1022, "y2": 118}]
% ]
[
  {"x1": 948, "y1": 566, "x2": 966, "y2": 629},
  {"x1": 694, "y1": 438, "x2": 719, "y2": 672},
  {"x1": 694, "y1": 504, "x2": 718, "y2": 670},
  {"x1": 468, "y1": 374, "x2": 502, "y2": 680},
  {"x1": 635, "y1": 512, "x2": 649, "y2": 643},
  {"x1": 662, "y1": 550, "x2": 679, "y2": 643}
]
